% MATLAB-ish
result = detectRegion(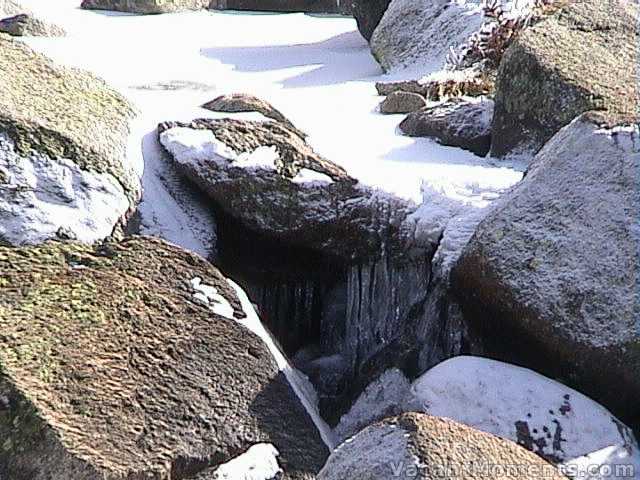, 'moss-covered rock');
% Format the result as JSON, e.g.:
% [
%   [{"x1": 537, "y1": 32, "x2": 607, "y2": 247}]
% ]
[
  {"x1": 0, "y1": 34, "x2": 137, "y2": 199},
  {"x1": 491, "y1": 0, "x2": 638, "y2": 158},
  {"x1": 0, "y1": 34, "x2": 140, "y2": 245},
  {"x1": 0, "y1": 236, "x2": 328, "y2": 479}
]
